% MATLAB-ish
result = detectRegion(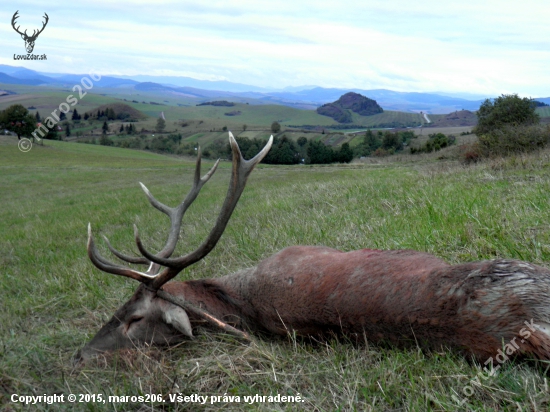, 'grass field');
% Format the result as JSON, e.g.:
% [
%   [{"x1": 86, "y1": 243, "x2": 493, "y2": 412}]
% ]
[
  {"x1": 2, "y1": 135, "x2": 550, "y2": 411},
  {"x1": 536, "y1": 107, "x2": 550, "y2": 118},
  {"x1": 0, "y1": 83, "x2": 425, "y2": 136}
]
